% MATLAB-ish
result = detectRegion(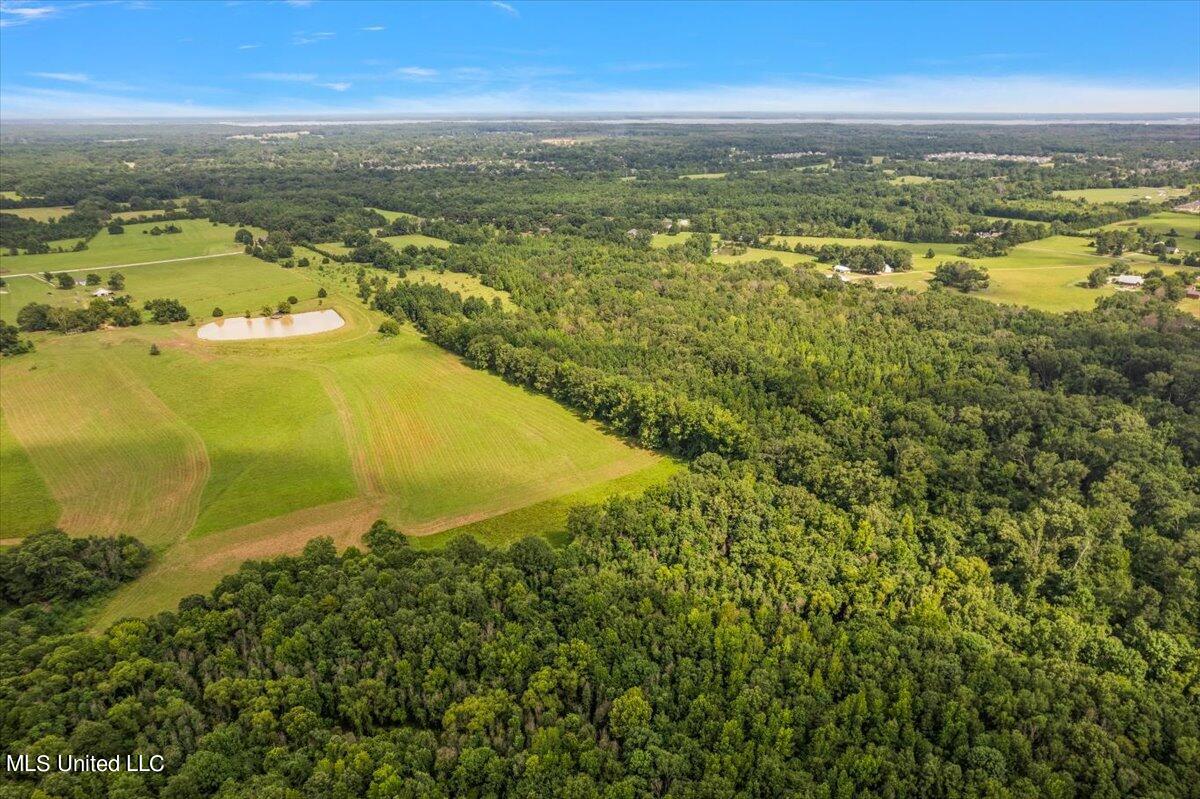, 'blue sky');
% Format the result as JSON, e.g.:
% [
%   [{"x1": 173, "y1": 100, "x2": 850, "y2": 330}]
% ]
[{"x1": 1, "y1": 0, "x2": 1198, "y2": 118}]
